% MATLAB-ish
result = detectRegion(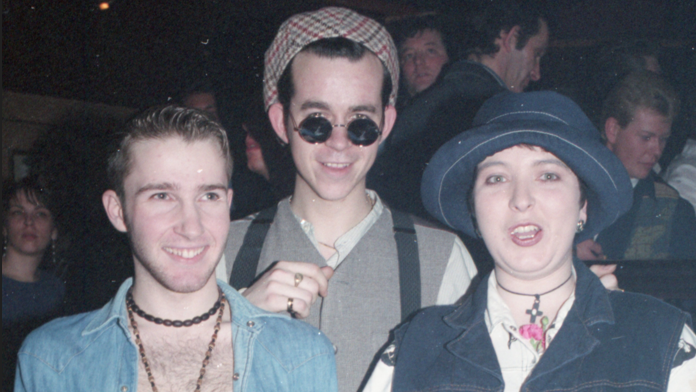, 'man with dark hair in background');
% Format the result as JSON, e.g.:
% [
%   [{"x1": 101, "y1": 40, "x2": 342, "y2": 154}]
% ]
[{"x1": 371, "y1": 0, "x2": 549, "y2": 220}]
